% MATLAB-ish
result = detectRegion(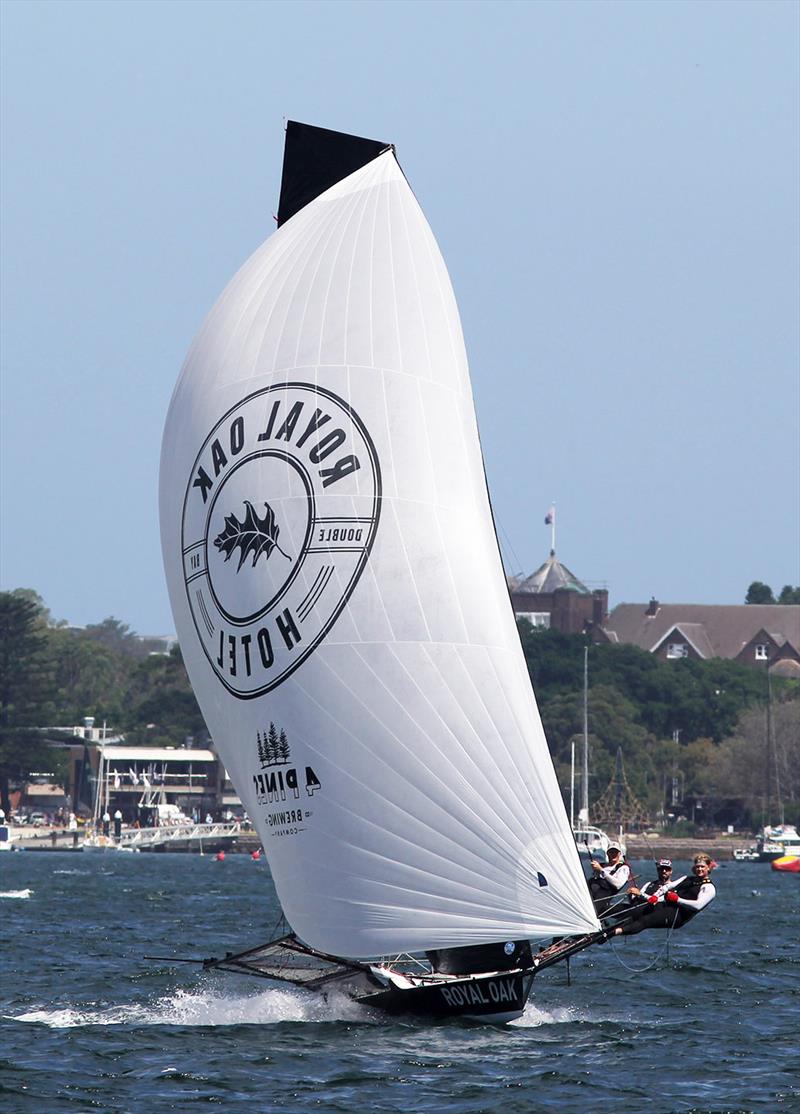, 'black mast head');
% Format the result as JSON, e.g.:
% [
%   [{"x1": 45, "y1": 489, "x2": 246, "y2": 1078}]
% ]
[{"x1": 277, "y1": 121, "x2": 391, "y2": 227}]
